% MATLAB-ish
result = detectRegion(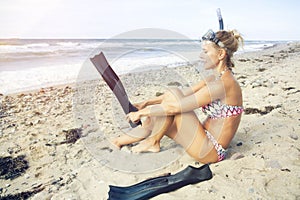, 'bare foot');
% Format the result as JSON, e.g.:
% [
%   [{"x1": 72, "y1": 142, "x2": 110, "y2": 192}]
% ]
[
  {"x1": 109, "y1": 137, "x2": 122, "y2": 150},
  {"x1": 131, "y1": 138, "x2": 160, "y2": 153}
]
